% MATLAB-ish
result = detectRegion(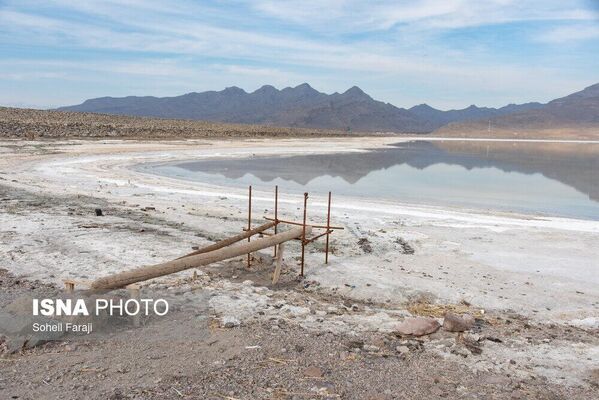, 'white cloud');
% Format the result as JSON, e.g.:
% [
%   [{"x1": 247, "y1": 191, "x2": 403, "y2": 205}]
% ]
[
  {"x1": 250, "y1": 0, "x2": 597, "y2": 32},
  {"x1": 0, "y1": 0, "x2": 597, "y2": 108},
  {"x1": 537, "y1": 24, "x2": 599, "y2": 43}
]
